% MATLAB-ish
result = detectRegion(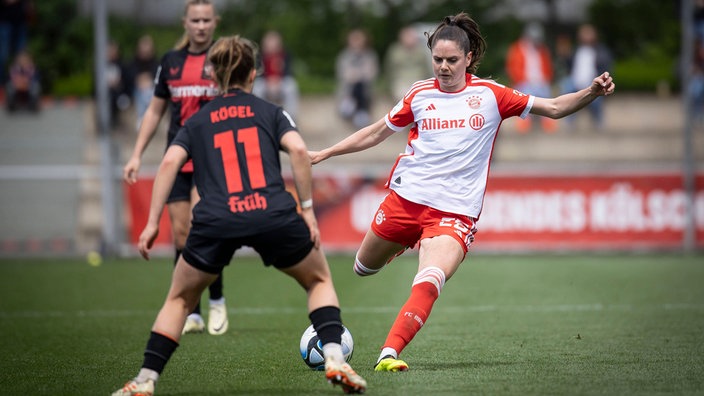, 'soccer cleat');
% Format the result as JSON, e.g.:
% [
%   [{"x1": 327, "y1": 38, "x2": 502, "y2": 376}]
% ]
[
  {"x1": 111, "y1": 378, "x2": 154, "y2": 396},
  {"x1": 181, "y1": 314, "x2": 205, "y2": 334},
  {"x1": 325, "y1": 357, "x2": 367, "y2": 394},
  {"x1": 207, "y1": 302, "x2": 228, "y2": 335},
  {"x1": 374, "y1": 356, "x2": 409, "y2": 372}
]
